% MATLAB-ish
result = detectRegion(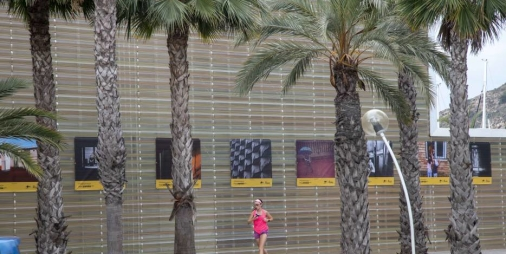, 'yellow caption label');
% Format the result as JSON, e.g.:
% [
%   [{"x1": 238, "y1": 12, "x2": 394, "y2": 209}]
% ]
[
  {"x1": 0, "y1": 182, "x2": 38, "y2": 192},
  {"x1": 156, "y1": 180, "x2": 201, "y2": 189},
  {"x1": 75, "y1": 181, "x2": 103, "y2": 191},
  {"x1": 231, "y1": 178, "x2": 272, "y2": 187},
  {"x1": 473, "y1": 177, "x2": 492, "y2": 185},
  {"x1": 420, "y1": 177, "x2": 450, "y2": 185},
  {"x1": 368, "y1": 177, "x2": 395, "y2": 186},
  {"x1": 420, "y1": 177, "x2": 492, "y2": 185},
  {"x1": 297, "y1": 178, "x2": 335, "y2": 187}
]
